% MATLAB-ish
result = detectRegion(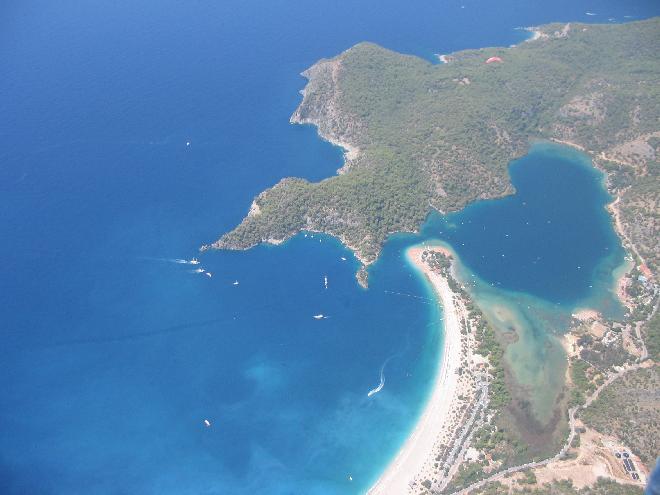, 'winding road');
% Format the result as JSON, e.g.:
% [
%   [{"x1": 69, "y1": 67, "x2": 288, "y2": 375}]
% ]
[{"x1": 449, "y1": 361, "x2": 648, "y2": 495}]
